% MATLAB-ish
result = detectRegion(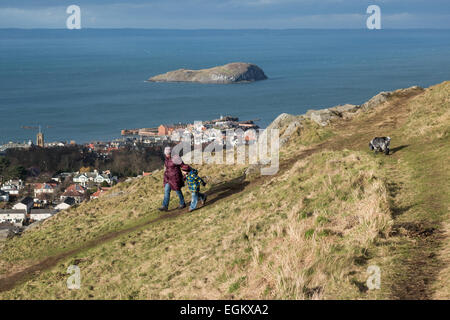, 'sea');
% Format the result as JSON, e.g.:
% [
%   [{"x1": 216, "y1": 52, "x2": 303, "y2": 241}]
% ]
[{"x1": 1, "y1": 29, "x2": 449, "y2": 144}]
